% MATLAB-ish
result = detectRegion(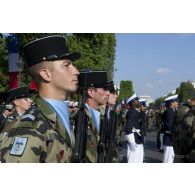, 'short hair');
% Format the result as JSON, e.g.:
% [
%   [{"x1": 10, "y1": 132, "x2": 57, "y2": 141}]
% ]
[
  {"x1": 29, "y1": 61, "x2": 54, "y2": 87},
  {"x1": 86, "y1": 87, "x2": 97, "y2": 99}
]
